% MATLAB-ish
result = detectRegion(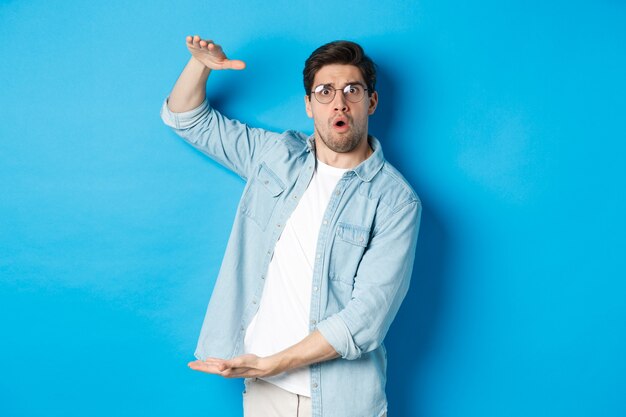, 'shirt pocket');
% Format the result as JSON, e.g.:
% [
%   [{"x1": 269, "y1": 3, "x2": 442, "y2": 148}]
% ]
[
  {"x1": 329, "y1": 222, "x2": 371, "y2": 288},
  {"x1": 240, "y1": 163, "x2": 285, "y2": 230}
]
